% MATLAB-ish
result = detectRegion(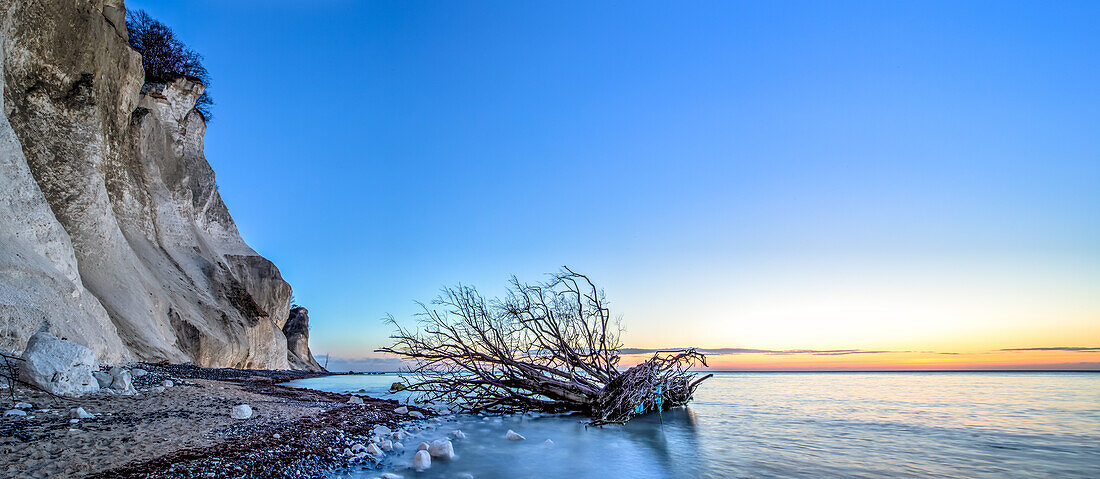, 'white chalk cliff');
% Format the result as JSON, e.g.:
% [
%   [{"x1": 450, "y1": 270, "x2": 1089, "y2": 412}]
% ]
[{"x1": 0, "y1": 0, "x2": 321, "y2": 370}]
